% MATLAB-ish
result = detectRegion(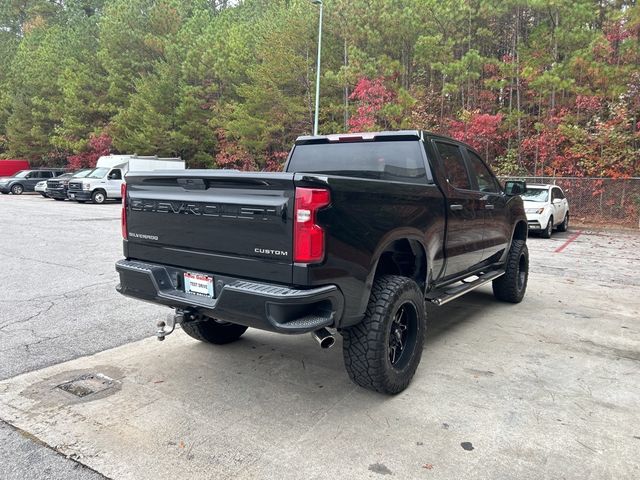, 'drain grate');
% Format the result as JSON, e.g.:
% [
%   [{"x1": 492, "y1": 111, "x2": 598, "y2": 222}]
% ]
[{"x1": 56, "y1": 373, "x2": 115, "y2": 398}]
